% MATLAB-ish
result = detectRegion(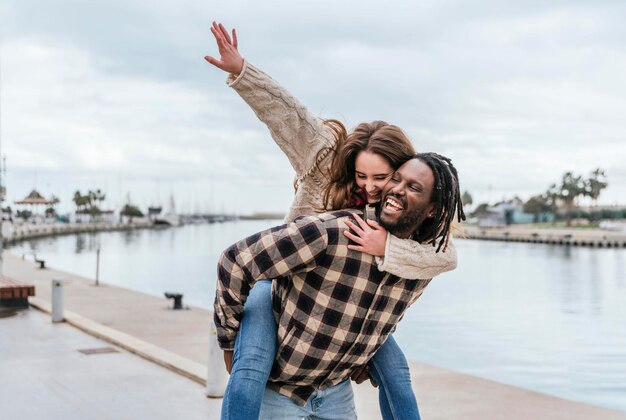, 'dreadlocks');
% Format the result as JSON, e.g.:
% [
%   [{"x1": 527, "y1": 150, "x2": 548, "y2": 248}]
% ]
[{"x1": 411, "y1": 152, "x2": 466, "y2": 252}]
